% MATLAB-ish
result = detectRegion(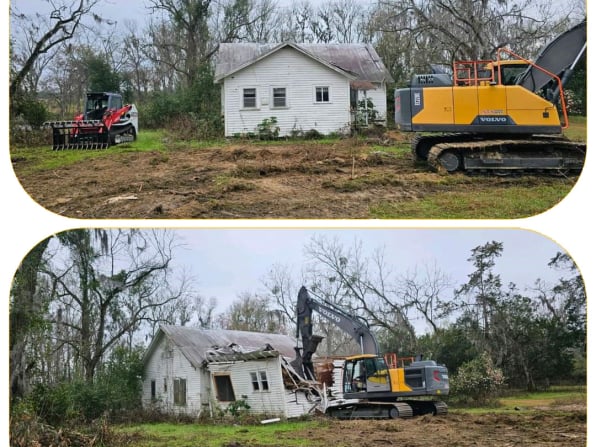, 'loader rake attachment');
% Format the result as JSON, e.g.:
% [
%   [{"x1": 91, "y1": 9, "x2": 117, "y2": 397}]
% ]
[{"x1": 46, "y1": 120, "x2": 110, "y2": 150}]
